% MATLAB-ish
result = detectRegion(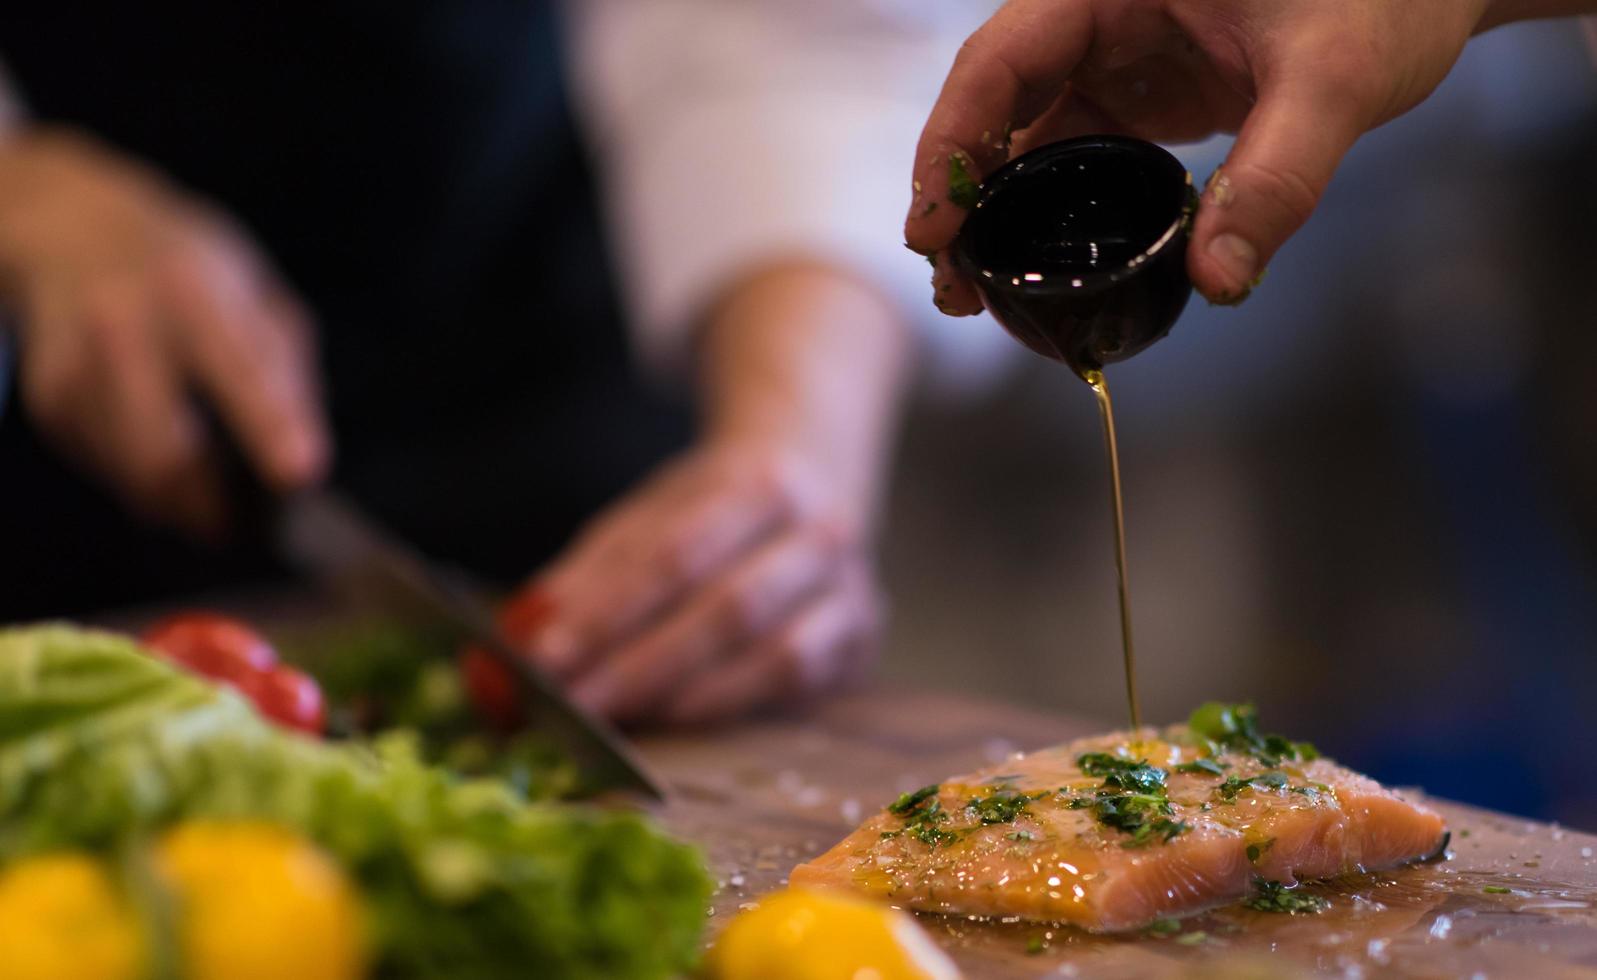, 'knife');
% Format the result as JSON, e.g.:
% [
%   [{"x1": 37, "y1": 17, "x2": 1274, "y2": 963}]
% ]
[{"x1": 268, "y1": 488, "x2": 667, "y2": 801}]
